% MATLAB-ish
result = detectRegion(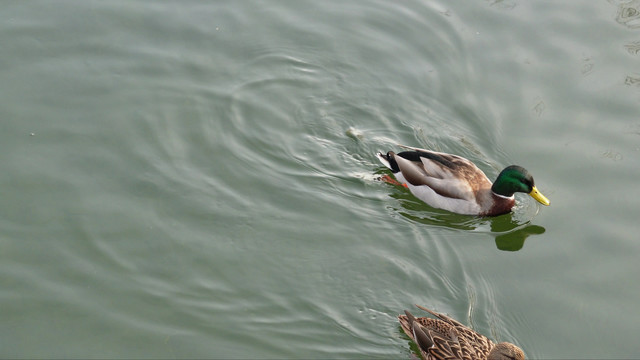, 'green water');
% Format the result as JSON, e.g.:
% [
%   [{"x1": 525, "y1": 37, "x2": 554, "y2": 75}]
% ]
[{"x1": 2, "y1": 1, "x2": 640, "y2": 358}]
